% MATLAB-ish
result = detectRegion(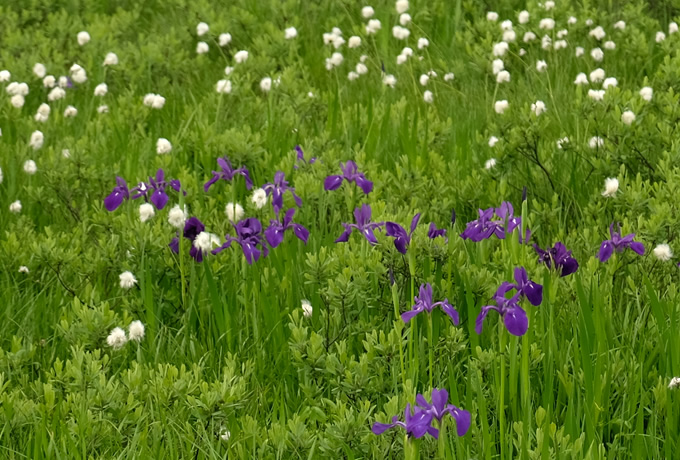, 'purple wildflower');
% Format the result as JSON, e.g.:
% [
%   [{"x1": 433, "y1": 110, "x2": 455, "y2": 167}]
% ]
[
  {"x1": 169, "y1": 217, "x2": 207, "y2": 262},
  {"x1": 104, "y1": 177, "x2": 129, "y2": 211},
  {"x1": 148, "y1": 169, "x2": 181, "y2": 210},
  {"x1": 324, "y1": 160, "x2": 373, "y2": 194},
  {"x1": 371, "y1": 404, "x2": 435, "y2": 439},
  {"x1": 204, "y1": 157, "x2": 253, "y2": 192},
  {"x1": 427, "y1": 222, "x2": 447, "y2": 240},
  {"x1": 598, "y1": 223, "x2": 645, "y2": 262},
  {"x1": 415, "y1": 389, "x2": 471, "y2": 437},
  {"x1": 402, "y1": 283, "x2": 459, "y2": 325},
  {"x1": 496, "y1": 267, "x2": 543, "y2": 306},
  {"x1": 335, "y1": 204, "x2": 384, "y2": 245},
  {"x1": 476, "y1": 291, "x2": 528, "y2": 336},
  {"x1": 460, "y1": 201, "x2": 530, "y2": 243},
  {"x1": 265, "y1": 208, "x2": 309, "y2": 248},
  {"x1": 262, "y1": 171, "x2": 302, "y2": 213},
  {"x1": 534, "y1": 242, "x2": 579, "y2": 277},
  {"x1": 212, "y1": 218, "x2": 269, "y2": 264},
  {"x1": 385, "y1": 213, "x2": 421, "y2": 254},
  {"x1": 294, "y1": 145, "x2": 317, "y2": 169}
]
